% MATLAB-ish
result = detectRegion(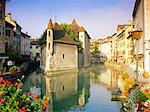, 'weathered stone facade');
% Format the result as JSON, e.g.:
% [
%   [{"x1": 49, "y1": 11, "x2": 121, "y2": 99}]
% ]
[{"x1": 79, "y1": 31, "x2": 91, "y2": 67}]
